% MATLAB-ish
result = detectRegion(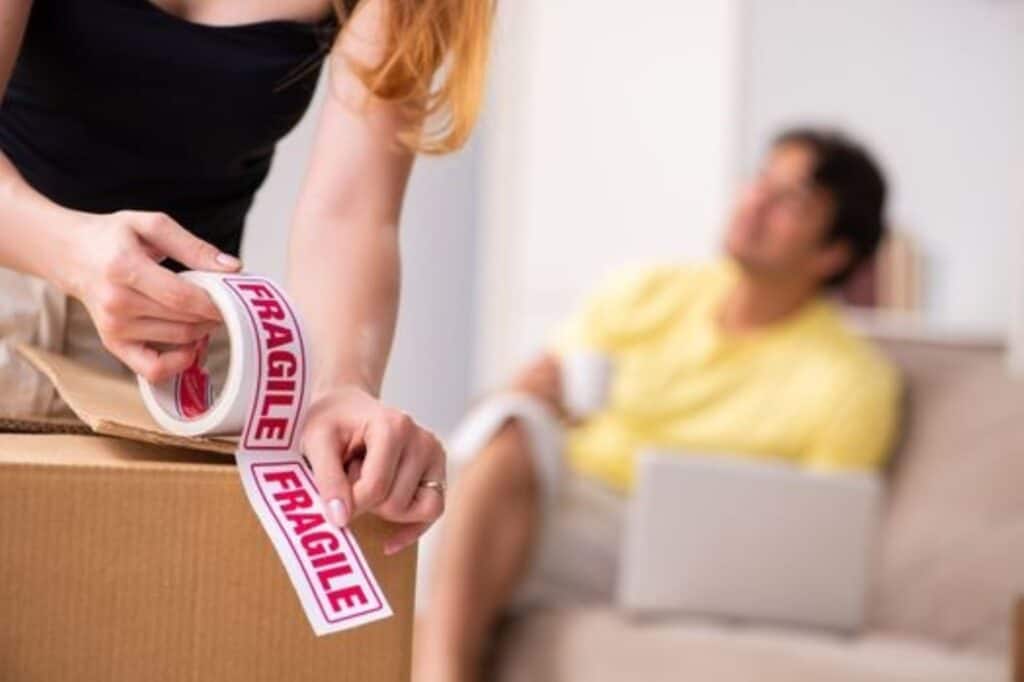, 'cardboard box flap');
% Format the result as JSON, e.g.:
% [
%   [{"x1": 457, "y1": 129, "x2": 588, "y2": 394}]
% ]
[{"x1": 16, "y1": 343, "x2": 235, "y2": 455}]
